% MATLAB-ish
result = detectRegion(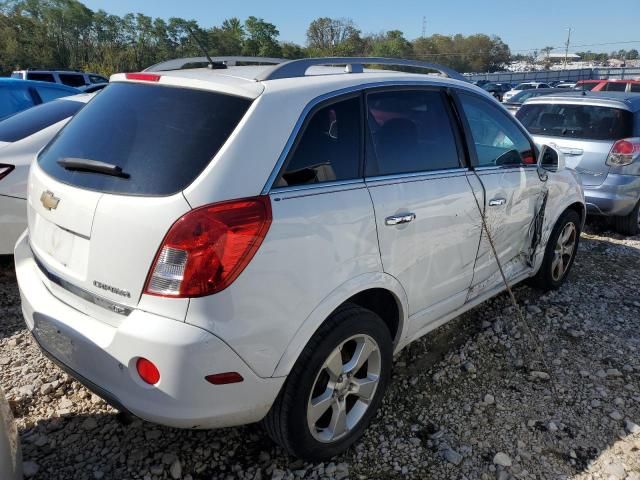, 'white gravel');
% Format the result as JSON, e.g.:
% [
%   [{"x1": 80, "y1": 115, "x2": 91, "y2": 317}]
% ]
[{"x1": 1, "y1": 223, "x2": 639, "y2": 479}]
